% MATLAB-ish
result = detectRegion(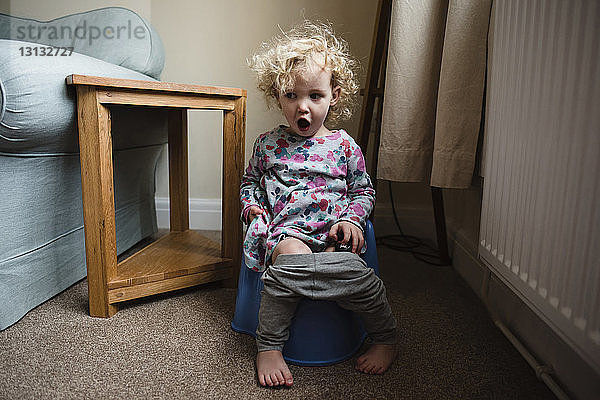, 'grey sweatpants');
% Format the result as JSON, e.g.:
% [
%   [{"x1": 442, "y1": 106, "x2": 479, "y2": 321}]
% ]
[{"x1": 256, "y1": 252, "x2": 397, "y2": 353}]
